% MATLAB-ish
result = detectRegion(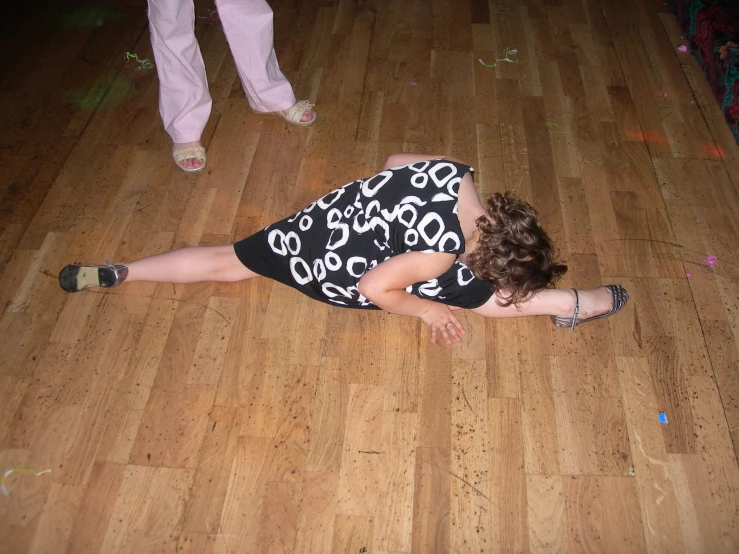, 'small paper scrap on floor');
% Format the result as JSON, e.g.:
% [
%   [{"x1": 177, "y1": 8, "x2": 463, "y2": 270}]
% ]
[
  {"x1": 1, "y1": 468, "x2": 52, "y2": 496},
  {"x1": 479, "y1": 47, "x2": 520, "y2": 68},
  {"x1": 678, "y1": 44, "x2": 688, "y2": 52},
  {"x1": 658, "y1": 411, "x2": 668, "y2": 424},
  {"x1": 704, "y1": 255, "x2": 717, "y2": 267},
  {"x1": 685, "y1": 272, "x2": 692, "y2": 277},
  {"x1": 124, "y1": 52, "x2": 154, "y2": 71},
  {"x1": 545, "y1": 122, "x2": 570, "y2": 134},
  {"x1": 624, "y1": 466, "x2": 635, "y2": 476}
]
